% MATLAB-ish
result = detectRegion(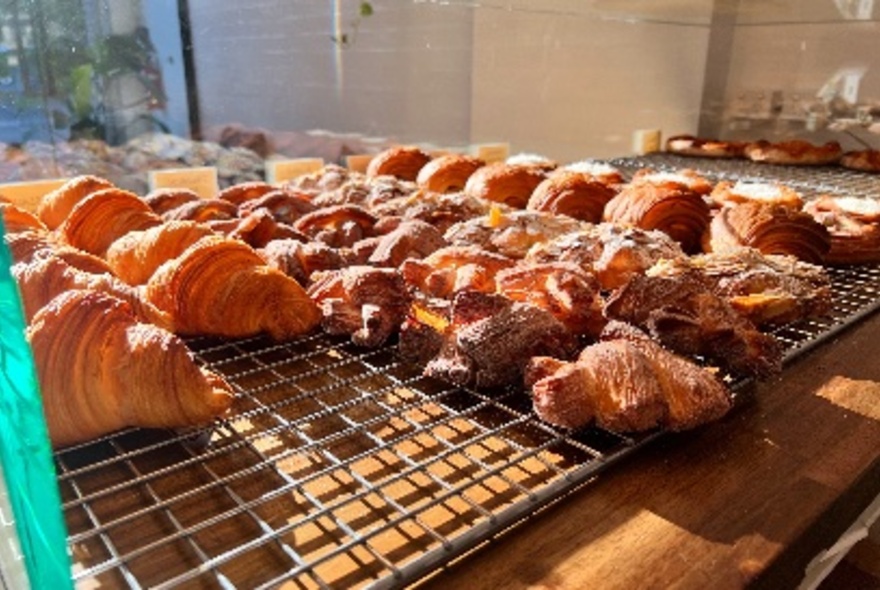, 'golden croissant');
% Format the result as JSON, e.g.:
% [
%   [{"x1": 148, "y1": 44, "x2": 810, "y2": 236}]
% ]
[
  {"x1": 27, "y1": 289, "x2": 234, "y2": 447},
  {"x1": 706, "y1": 202, "x2": 830, "y2": 264},
  {"x1": 2, "y1": 203, "x2": 48, "y2": 234},
  {"x1": 37, "y1": 174, "x2": 115, "y2": 230},
  {"x1": 58, "y1": 188, "x2": 162, "y2": 256},
  {"x1": 12, "y1": 249, "x2": 171, "y2": 329},
  {"x1": 603, "y1": 180, "x2": 710, "y2": 253},
  {"x1": 105, "y1": 220, "x2": 215, "y2": 285},
  {"x1": 145, "y1": 235, "x2": 321, "y2": 339},
  {"x1": 527, "y1": 170, "x2": 617, "y2": 223}
]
